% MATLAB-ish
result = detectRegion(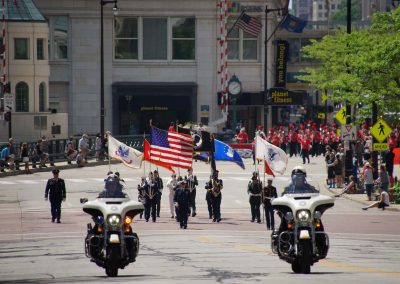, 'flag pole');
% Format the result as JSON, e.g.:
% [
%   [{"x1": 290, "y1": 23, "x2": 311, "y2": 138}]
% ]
[
  {"x1": 226, "y1": 10, "x2": 245, "y2": 37},
  {"x1": 143, "y1": 133, "x2": 146, "y2": 177},
  {"x1": 107, "y1": 132, "x2": 111, "y2": 173}
]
